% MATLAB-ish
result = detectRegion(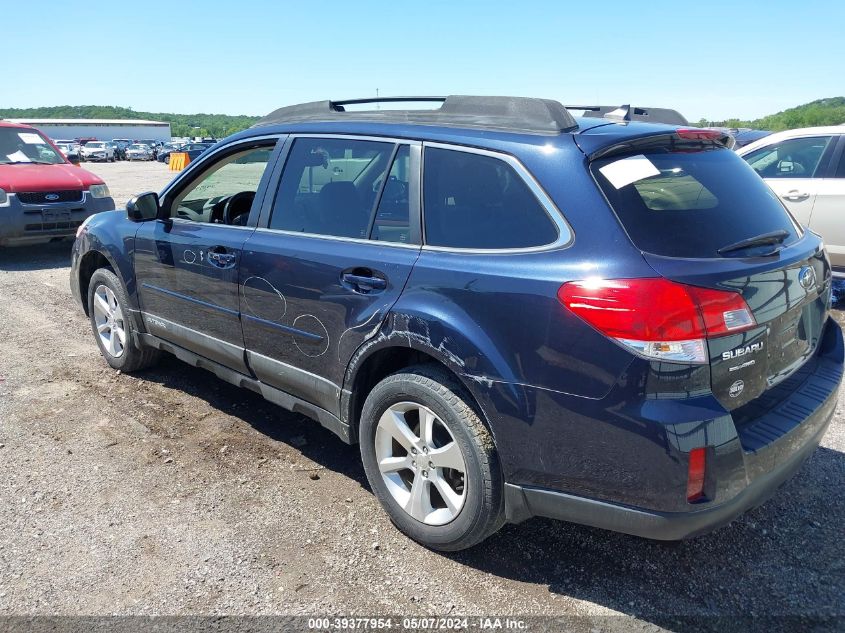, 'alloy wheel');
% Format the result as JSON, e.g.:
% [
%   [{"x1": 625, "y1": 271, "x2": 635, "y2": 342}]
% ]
[
  {"x1": 374, "y1": 402, "x2": 467, "y2": 525},
  {"x1": 92, "y1": 285, "x2": 126, "y2": 358}
]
